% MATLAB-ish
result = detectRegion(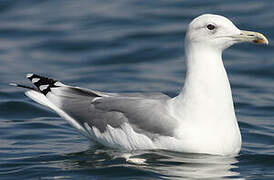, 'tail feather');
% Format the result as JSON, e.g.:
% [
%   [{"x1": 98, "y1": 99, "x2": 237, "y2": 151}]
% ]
[
  {"x1": 11, "y1": 73, "x2": 96, "y2": 139},
  {"x1": 10, "y1": 73, "x2": 115, "y2": 142}
]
